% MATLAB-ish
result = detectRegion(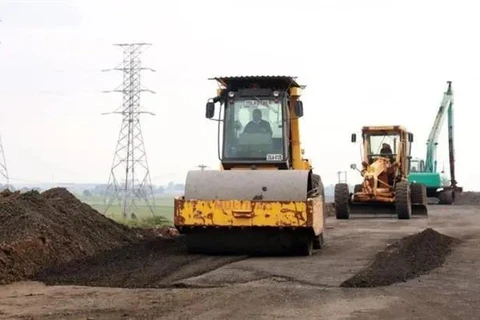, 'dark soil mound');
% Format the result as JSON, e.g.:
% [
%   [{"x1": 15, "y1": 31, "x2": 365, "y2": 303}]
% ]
[
  {"x1": 340, "y1": 228, "x2": 461, "y2": 288},
  {"x1": 0, "y1": 188, "x2": 142, "y2": 285},
  {"x1": 454, "y1": 191, "x2": 480, "y2": 205},
  {"x1": 34, "y1": 236, "x2": 246, "y2": 288}
]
